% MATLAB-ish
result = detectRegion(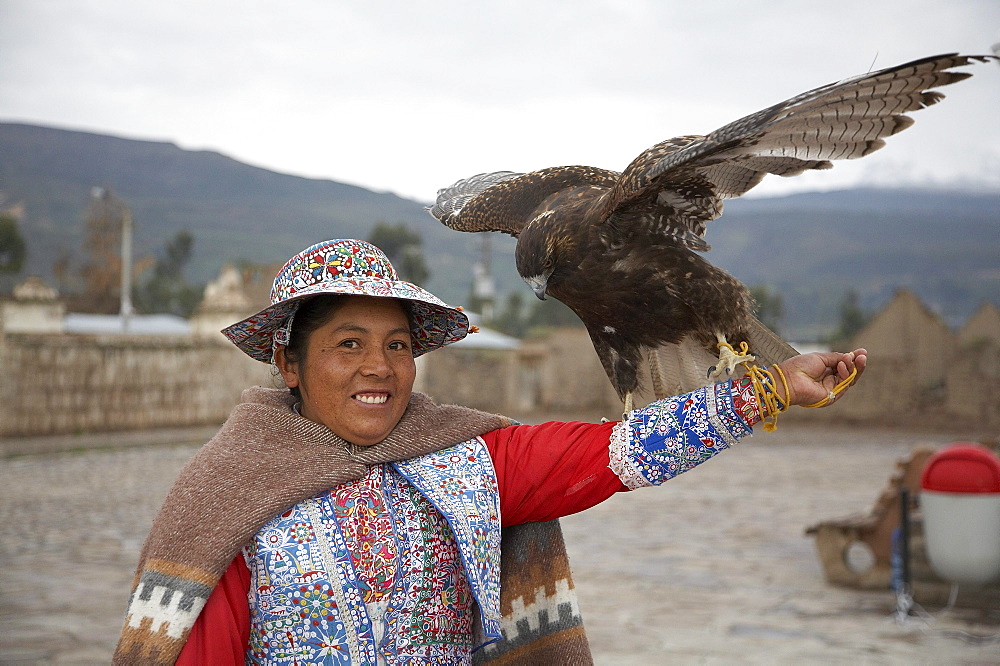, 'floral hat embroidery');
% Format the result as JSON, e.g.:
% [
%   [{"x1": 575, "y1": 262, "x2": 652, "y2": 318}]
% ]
[{"x1": 222, "y1": 239, "x2": 470, "y2": 362}]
